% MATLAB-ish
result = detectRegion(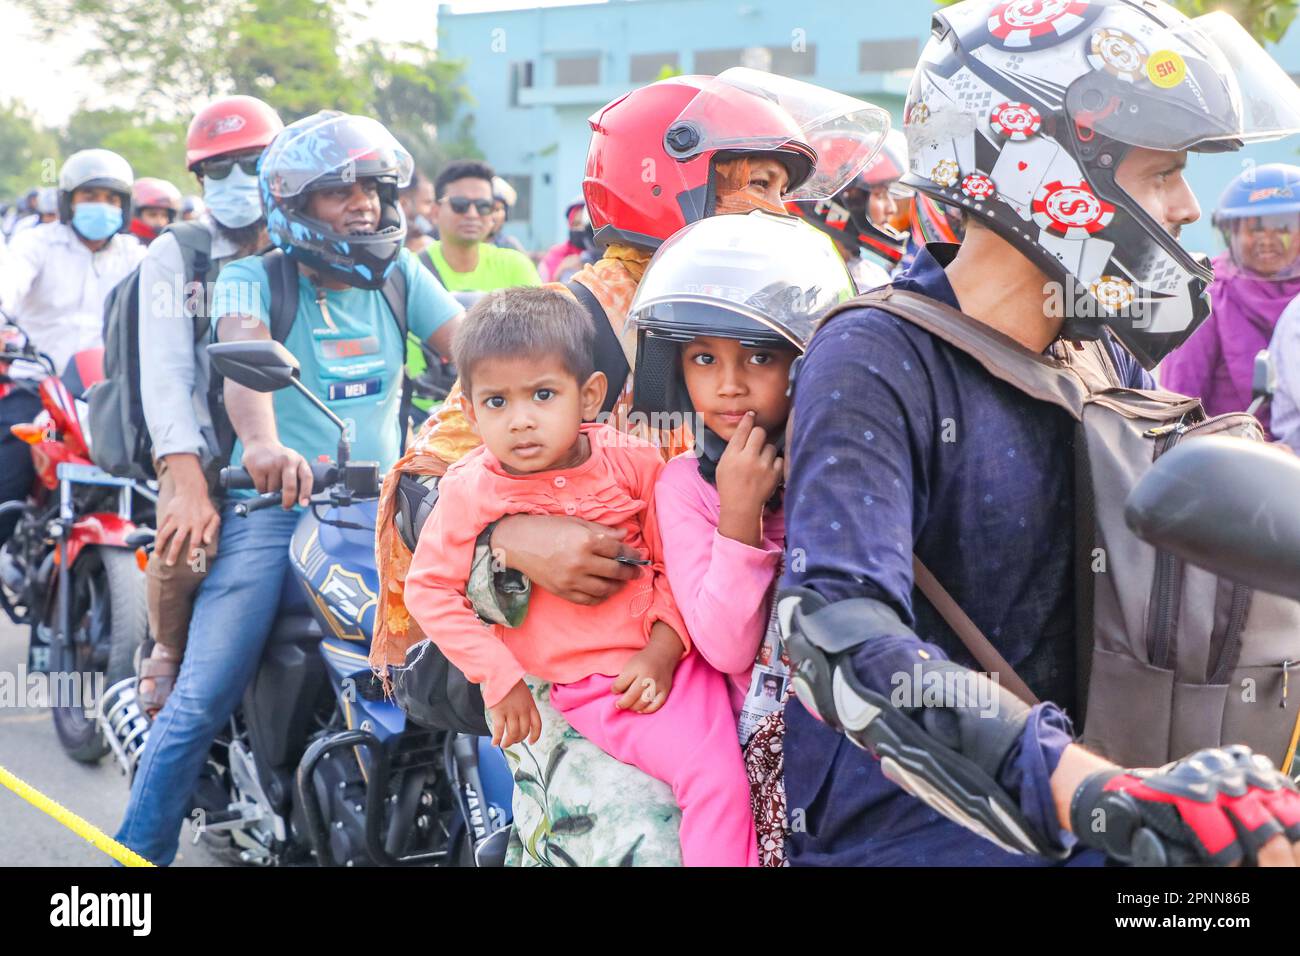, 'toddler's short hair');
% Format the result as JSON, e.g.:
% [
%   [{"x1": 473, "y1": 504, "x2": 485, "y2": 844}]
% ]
[{"x1": 454, "y1": 287, "x2": 596, "y2": 398}]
